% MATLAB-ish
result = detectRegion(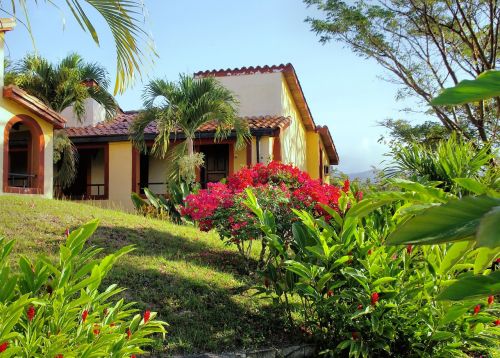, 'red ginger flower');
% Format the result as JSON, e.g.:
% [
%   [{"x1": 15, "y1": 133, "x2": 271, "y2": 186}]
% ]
[
  {"x1": 371, "y1": 292, "x2": 379, "y2": 305},
  {"x1": 487, "y1": 295, "x2": 494, "y2": 306},
  {"x1": 27, "y1": 306, "x2": 35, "y2": 322},
  {"x1": 143, "y1": 310, "x2": 151, "y2": 324},
  {"x1": 351, "y1": 332, "x2": 360, "y2": 340},
  {"x1": 474, "y1": 304, "x2": 481, "y2": 315},
  {"x1": 327, "y1": 290, "x2": 334, "y2": 298},
  {"x1": 406, "y1": 245, "x2": 413, "y2": 254},
  {"x1": 82, "y1": 309, "x2": 88, "y2": 322},
  {"x1": 357, "y1": 304, "x2": 363, "y2": 310},
  {"x1": 494, "y1": 319, "x2": 500, "y2": 326},
  {"x1": 65, "y1": 228, "x2": 70, "y2": 237},
  {"x1": 0, "y1": 342, "x2": 8, "y2": 352},
  {"x1": 127, "y1": 328, "x2": 132, "y2": 339},
  {"x1": 55, "y1": 355, "x2": 63, "y2": 358},
  {"x1": 131, "y1": 355, "x2": 136, "y2": 358},
  {"x1": 93, "y1": 328, "x2": 100, "y2": 335}
]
